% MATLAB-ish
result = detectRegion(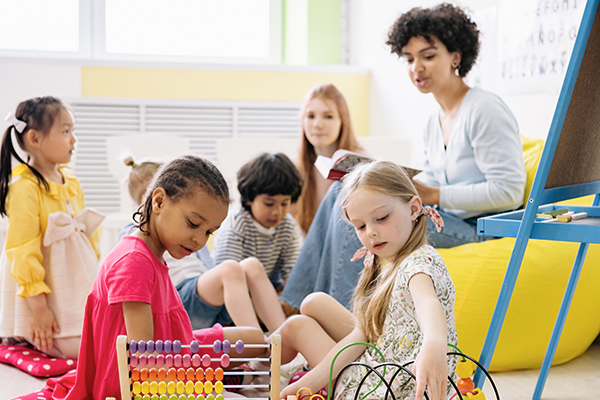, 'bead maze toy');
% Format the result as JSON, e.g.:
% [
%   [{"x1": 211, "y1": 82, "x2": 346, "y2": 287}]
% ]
[
  {"x1": 108, "y1": 334, "x2": 281, "y2": 400},
  {"x1": 287, "y1": 343, "x2": 499, "y2": 400}
]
